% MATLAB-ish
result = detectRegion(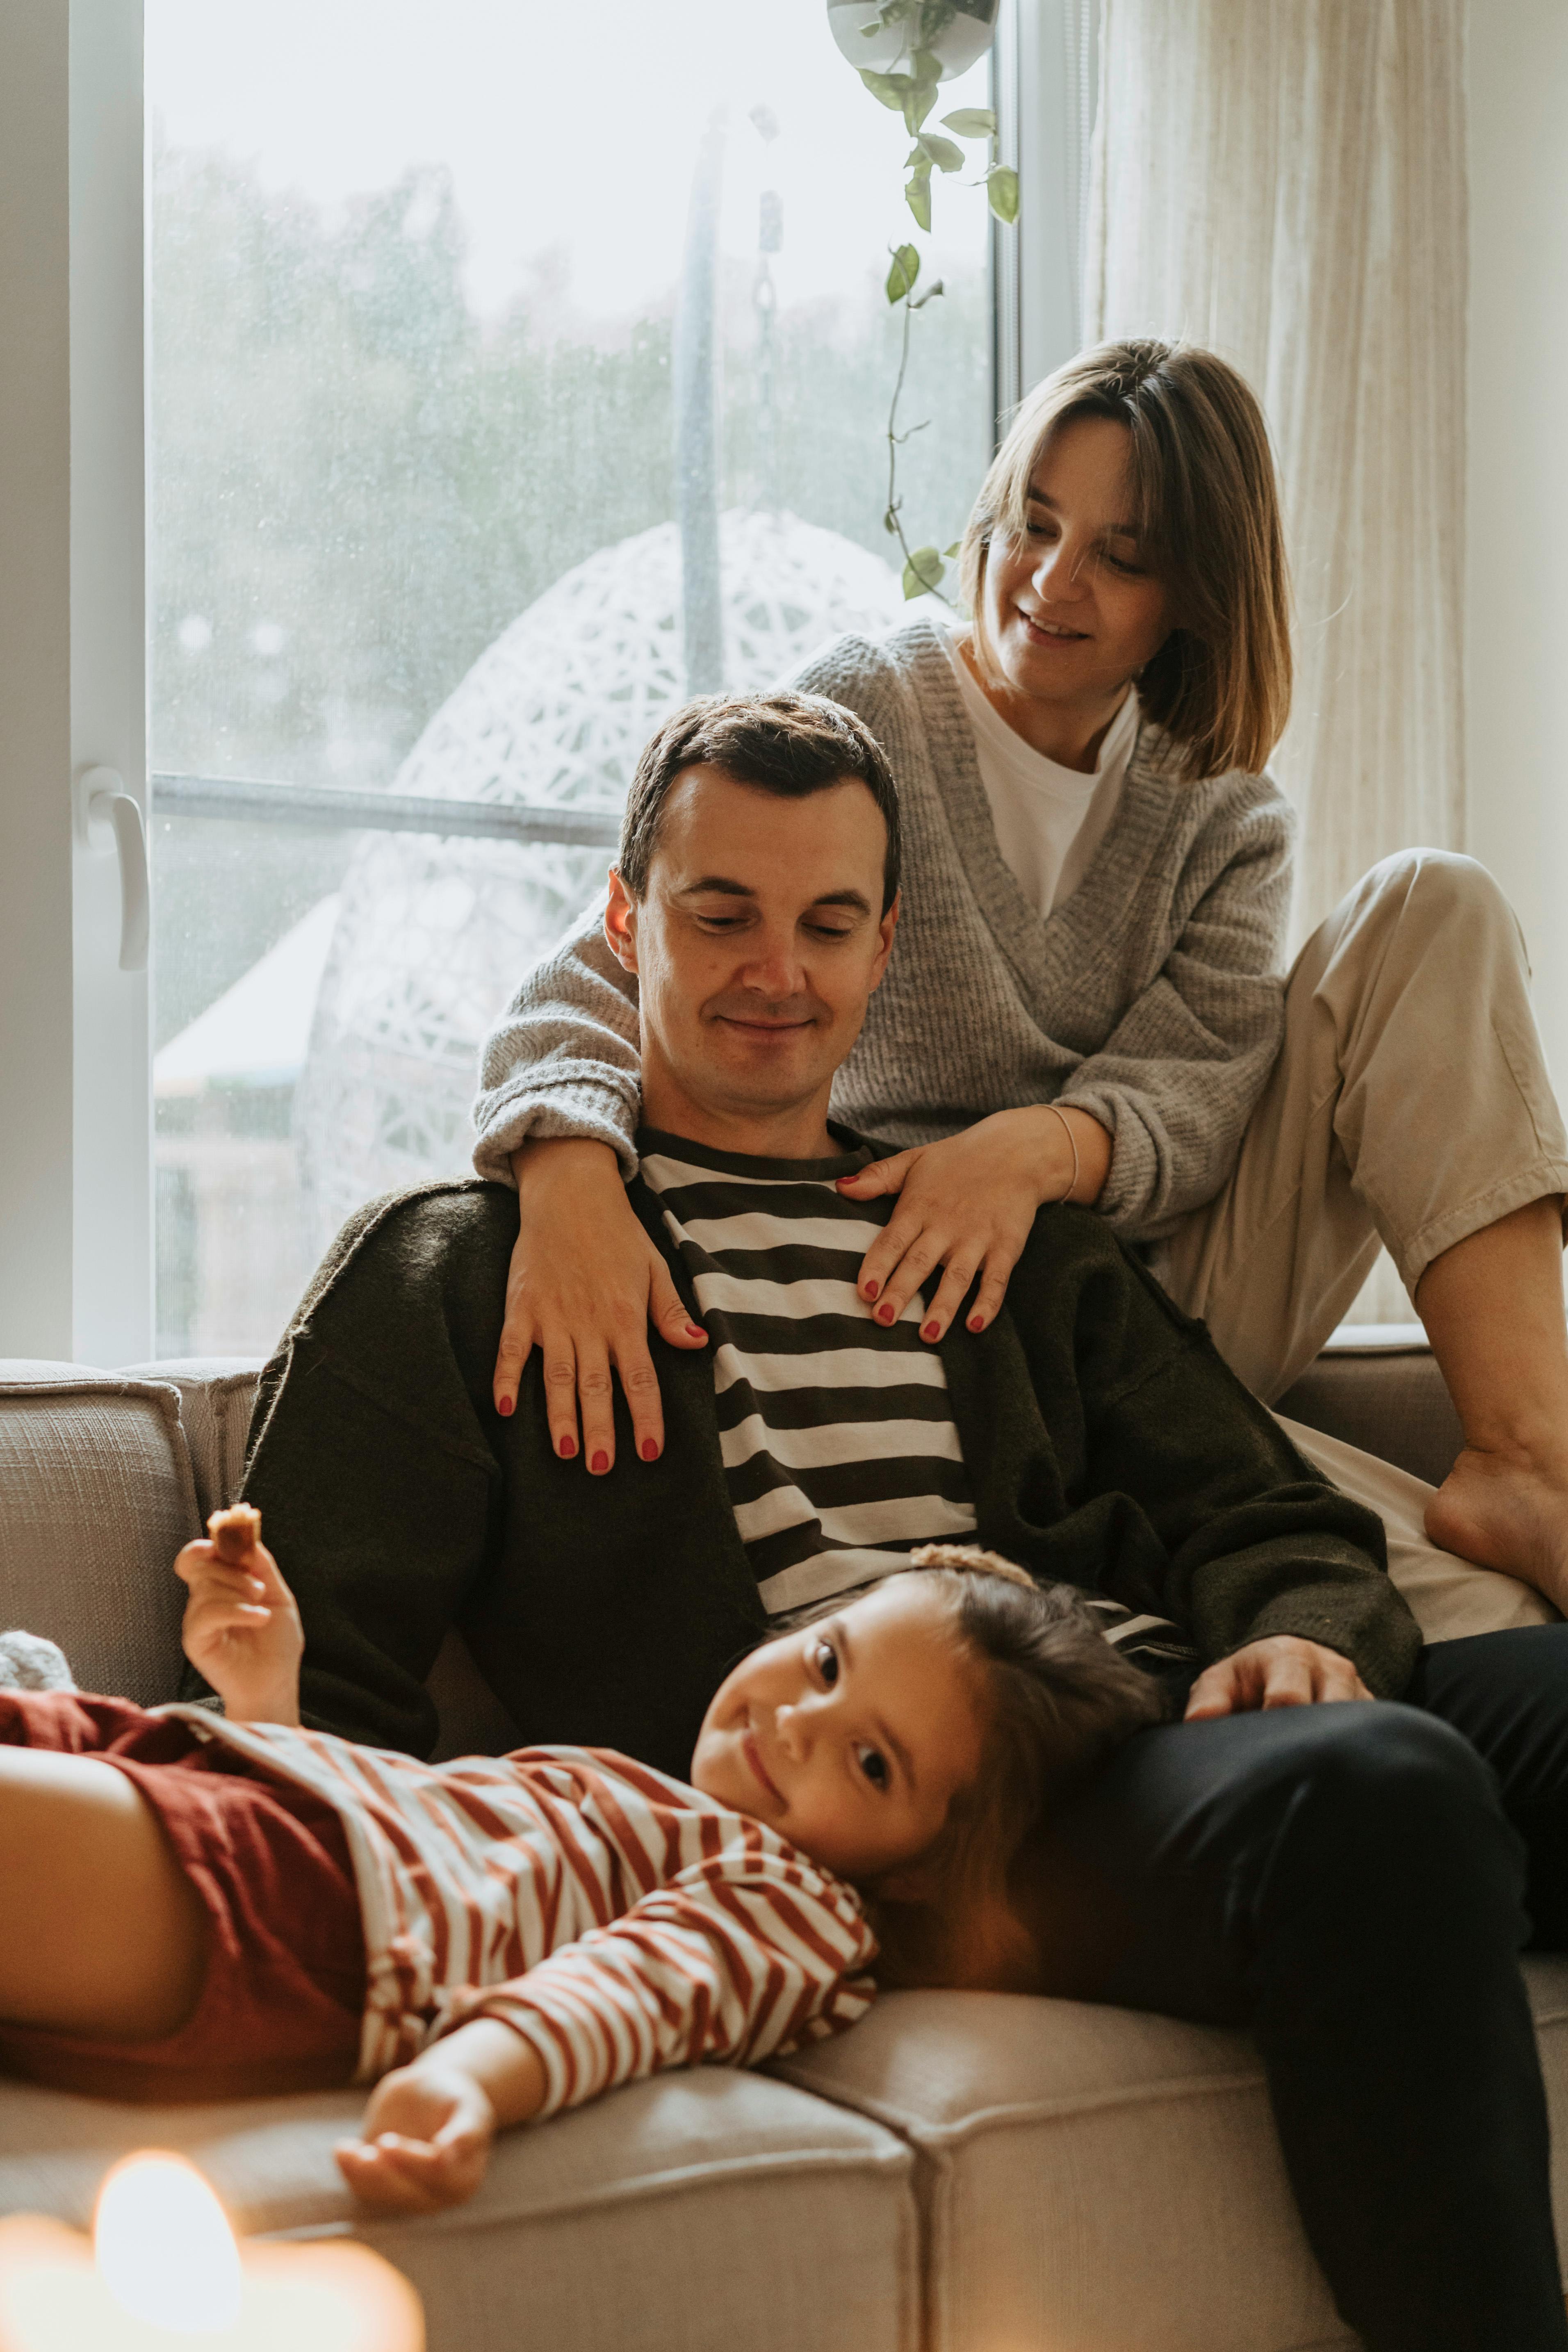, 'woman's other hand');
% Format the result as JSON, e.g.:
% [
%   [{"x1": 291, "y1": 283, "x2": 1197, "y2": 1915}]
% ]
[
  {"x1": 174, "y1": 1528, "x2": 303, "y2": 1725},
  {"x1": 835, "y1": 1105, "x2": 1111, "y2": 1341},
  {"x1": 494, "y1": 1137, "x2": 707, "y2": 1470}
]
